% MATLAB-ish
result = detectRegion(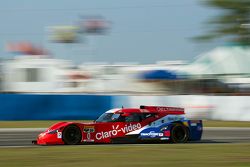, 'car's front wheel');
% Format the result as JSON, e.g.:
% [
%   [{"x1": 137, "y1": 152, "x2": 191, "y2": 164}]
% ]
[
  {"x1": 170, "y1": 123, "x2": 189, "y2": 143},
  {"x1": 62, "y1": 125, "x2": 82, "y2": 145}
]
